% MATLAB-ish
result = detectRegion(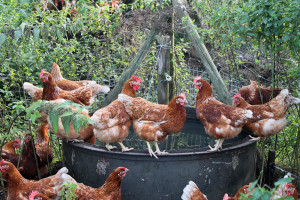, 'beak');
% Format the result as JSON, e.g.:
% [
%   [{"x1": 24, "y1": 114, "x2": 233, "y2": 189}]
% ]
[
  {"x1": 184, "y1": 99, "x2": 188, "y2": 104},
  {"x1": 192, "y1": 82, "x2": 197, "y2": 85},
  {"x1": 125, "y1": 168, "x2": 130, "y2": 172}
]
